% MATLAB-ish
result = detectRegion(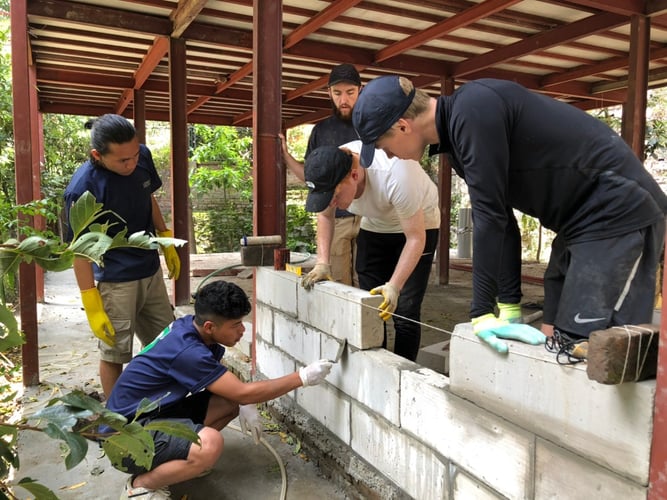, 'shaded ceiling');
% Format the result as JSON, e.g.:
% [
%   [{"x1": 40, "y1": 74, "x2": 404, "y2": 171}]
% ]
[{"x1": 25, "y1": 0, "x2": 667, "y2": 129}]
